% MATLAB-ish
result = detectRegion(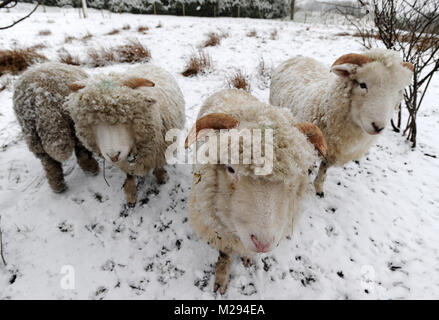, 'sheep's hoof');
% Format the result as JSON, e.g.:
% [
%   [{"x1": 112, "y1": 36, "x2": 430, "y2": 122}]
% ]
[
  {"x1": 52, "y1": 184, "x2": 68, "y2": 194},
  {"x1": 154, "y1": 168, "x2": 168, "y2": 185},
  {"x1": 127, "y1": 201, "x2": 136, "y2": 208},
  {"x1": 316, "y1": 192, "x2": 325, "y2": 198},
  {"x1": 241, "y1": 257, "x2": 253, "y2": 268},
  {"x1": 213, "y1": 282, "x2": 228, "y2": 295}
]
